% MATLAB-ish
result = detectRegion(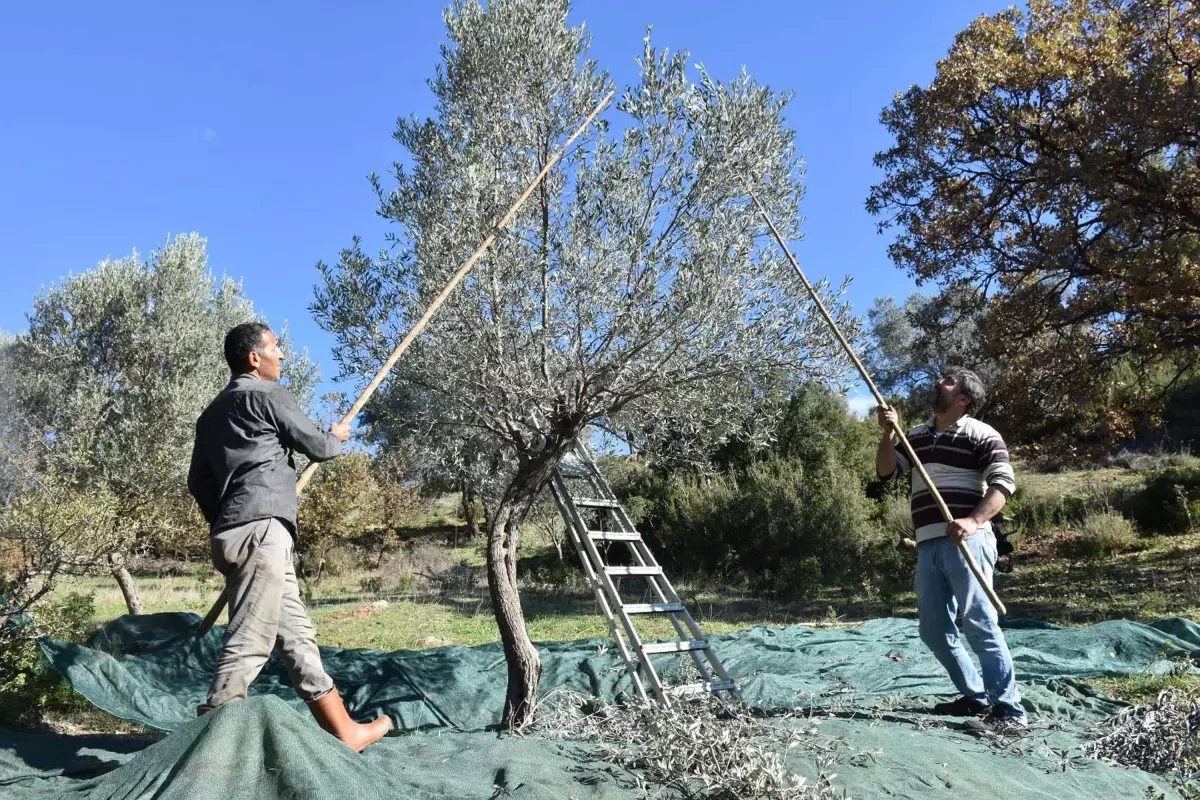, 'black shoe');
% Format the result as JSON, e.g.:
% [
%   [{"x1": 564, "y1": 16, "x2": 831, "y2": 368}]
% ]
[
  {"x1": 930, "y1": 696, "x2": 992, "y2": 716},
  {"x1": 963, "y1": 709, "x2": 1028, "y2": 735}
]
